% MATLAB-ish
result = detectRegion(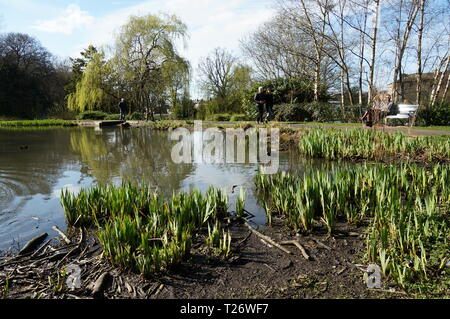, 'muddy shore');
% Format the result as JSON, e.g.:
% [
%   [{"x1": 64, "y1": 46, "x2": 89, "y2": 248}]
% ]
[{"x1": 0, "y1": 217, "x2": 420, "y2": 299}]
